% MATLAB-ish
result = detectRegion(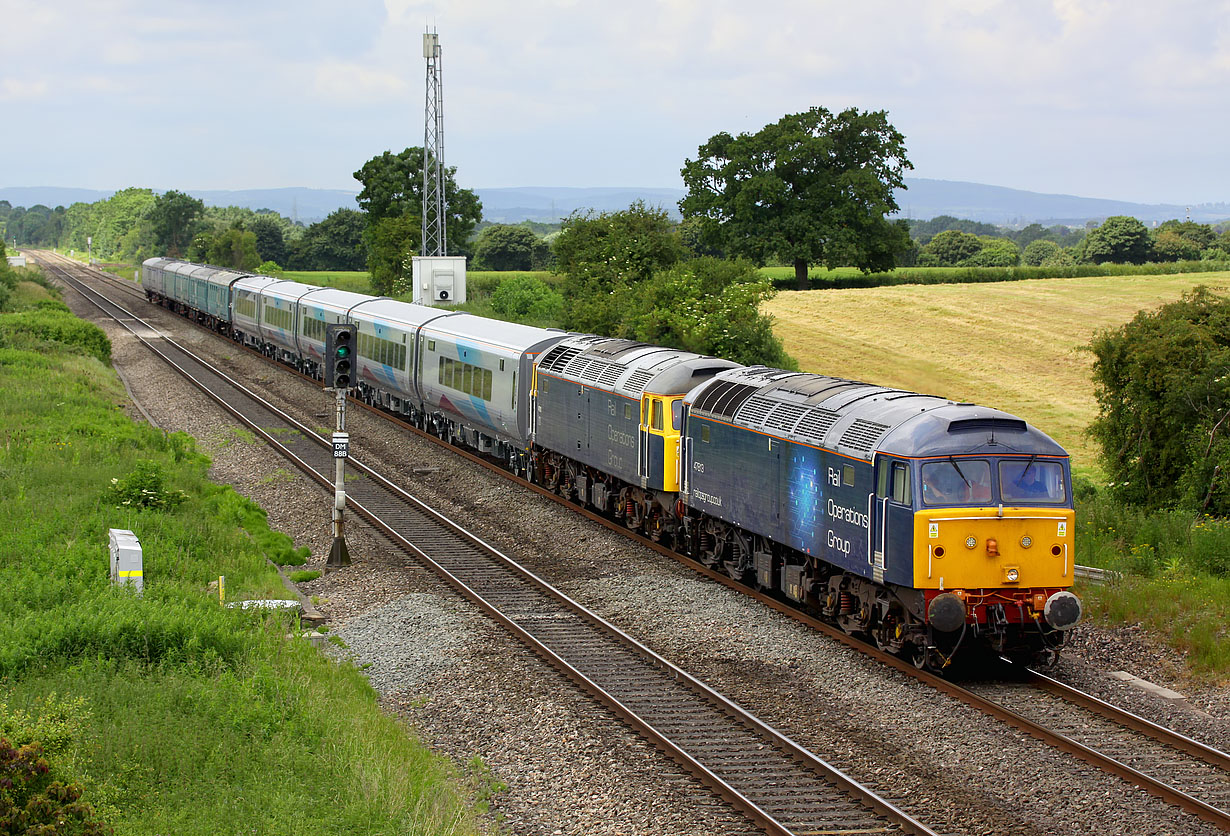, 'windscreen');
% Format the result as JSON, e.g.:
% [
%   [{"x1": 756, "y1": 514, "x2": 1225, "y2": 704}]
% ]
[
  {"x1": 921, "y1": 459, "x2": 992, "y2": 505},
  {"x1": 1000, "y1": 459, "x2": 1066, "y2": 503}
]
